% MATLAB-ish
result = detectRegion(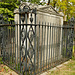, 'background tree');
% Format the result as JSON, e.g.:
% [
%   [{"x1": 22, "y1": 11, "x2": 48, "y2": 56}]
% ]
[
  {"x1": 1, "y1": 0, "x2": 75, "y2": 21},
  {"x1": 20, "y1": 0, "x2": 41, "y2": 4},
  {"x1": 0, "y1": 0, "x2": 42, "y2": 22},
  {"x1": 47, "y1": 0, "x2": 50, "y2": 5},
  {"x1": 49, "y1": 0, "x2": 75, "y2": 20},
  {"x1": 0, "y1": 2, "x2": 19, "y2": 21},
  {"x1": 57, "y1": 0, "x2": 75, "y2": 20},
  {"x1": 0, "y1": 0, "x2": 18, "y2": 3}
]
